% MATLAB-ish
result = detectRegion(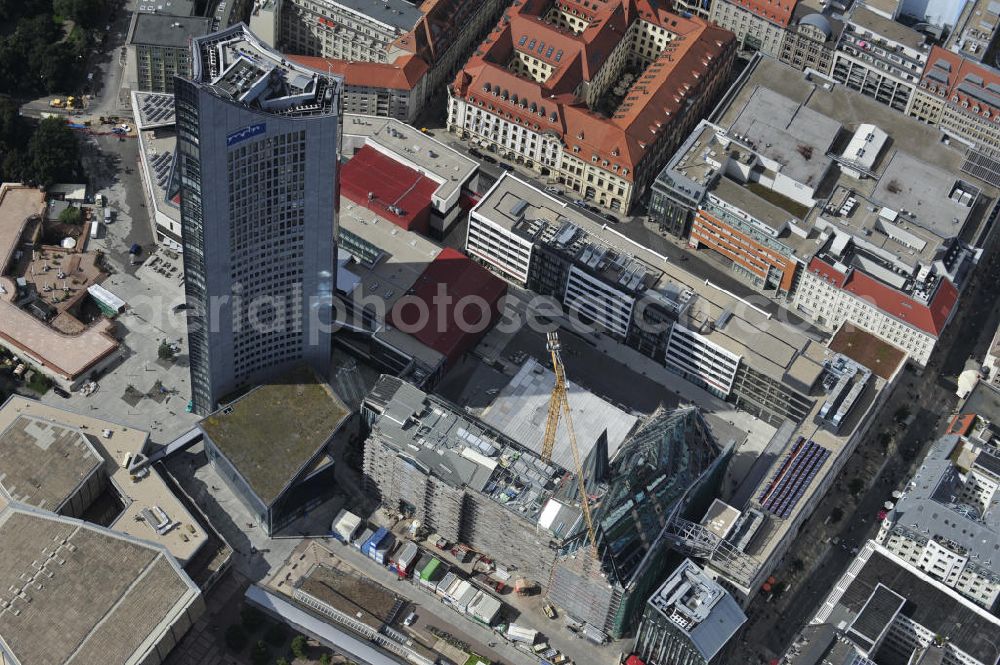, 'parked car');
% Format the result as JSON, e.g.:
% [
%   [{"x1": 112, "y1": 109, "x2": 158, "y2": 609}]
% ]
[
  {"x1": 497, "y1": 162, "x2": 514, "y2": 171},
  {"x1": 544, "y1": 186, "x2": 561, "y2": 194},
  {"x1": 52, "y1": 386, "x2": 71, "y2": 399},
  {"x1": 404, "y1": 613, "x2": 417, "y2": 626},
  {"x1": 482, "y1": 154, "x2": 498, "y2": 164},
  {"x1": 470, "y1": 148, "x2": 484, "y2": 159},
  {"x1": 604, "y1": 213, "x2": 619, "y2": 223}
]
